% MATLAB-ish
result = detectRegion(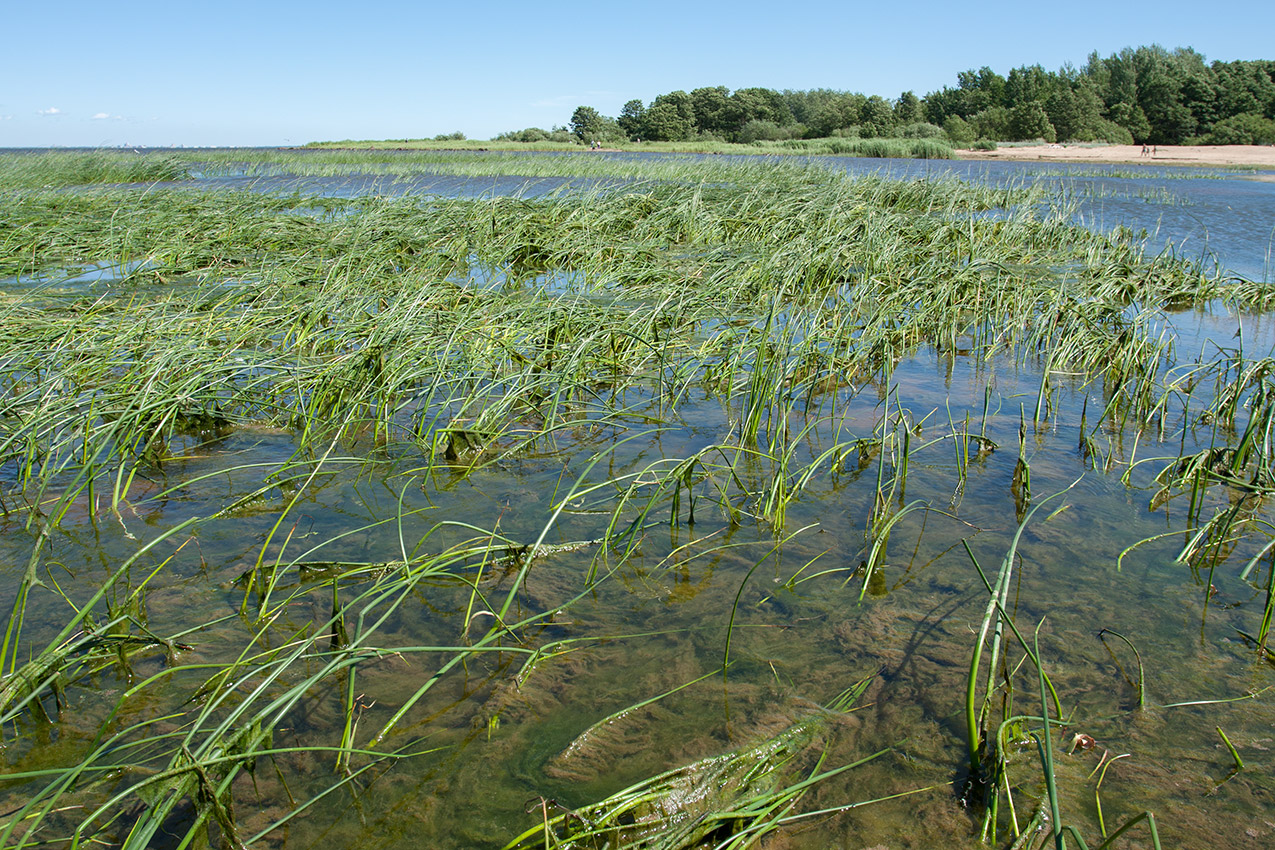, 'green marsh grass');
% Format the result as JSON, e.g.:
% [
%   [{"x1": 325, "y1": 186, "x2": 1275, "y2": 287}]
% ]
[
  {"x1": 0, "y1": 151, "x2": 187, "y2": 189},
  {"x1": 2, "y1": 150, "x2": 1273, "y2": 849},
  {"x1": 300, "y1": 136, "x2": 955, "y2": 159}
]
